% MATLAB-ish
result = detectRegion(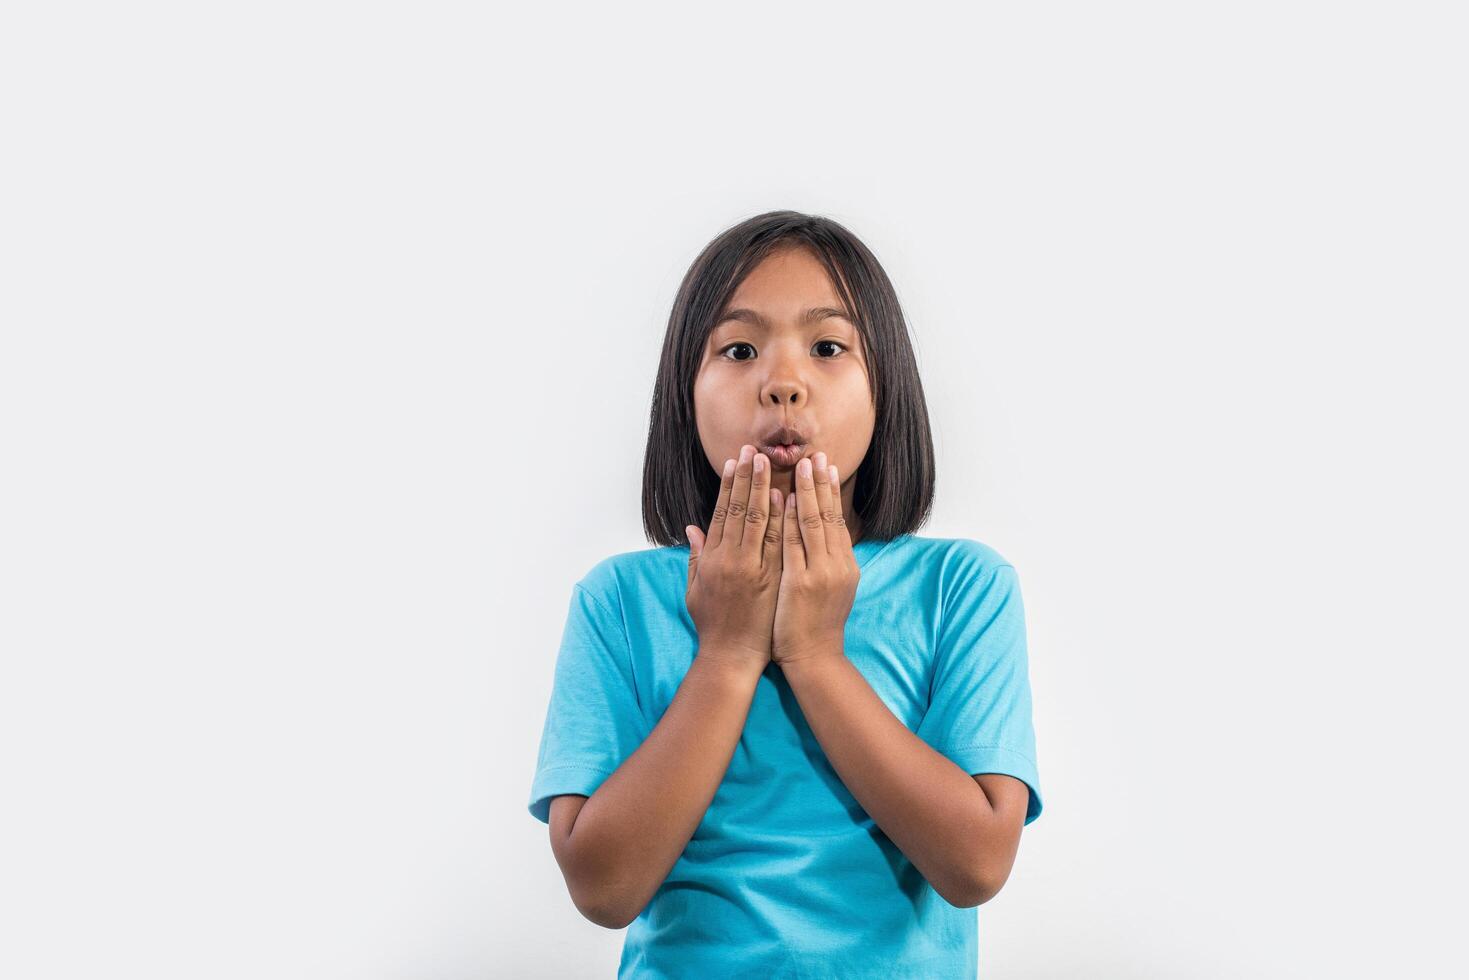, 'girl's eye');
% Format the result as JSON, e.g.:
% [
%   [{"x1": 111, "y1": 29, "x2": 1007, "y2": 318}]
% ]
[{"x1": 718, "y1": 341, "x2": 847, "y2": 361}]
